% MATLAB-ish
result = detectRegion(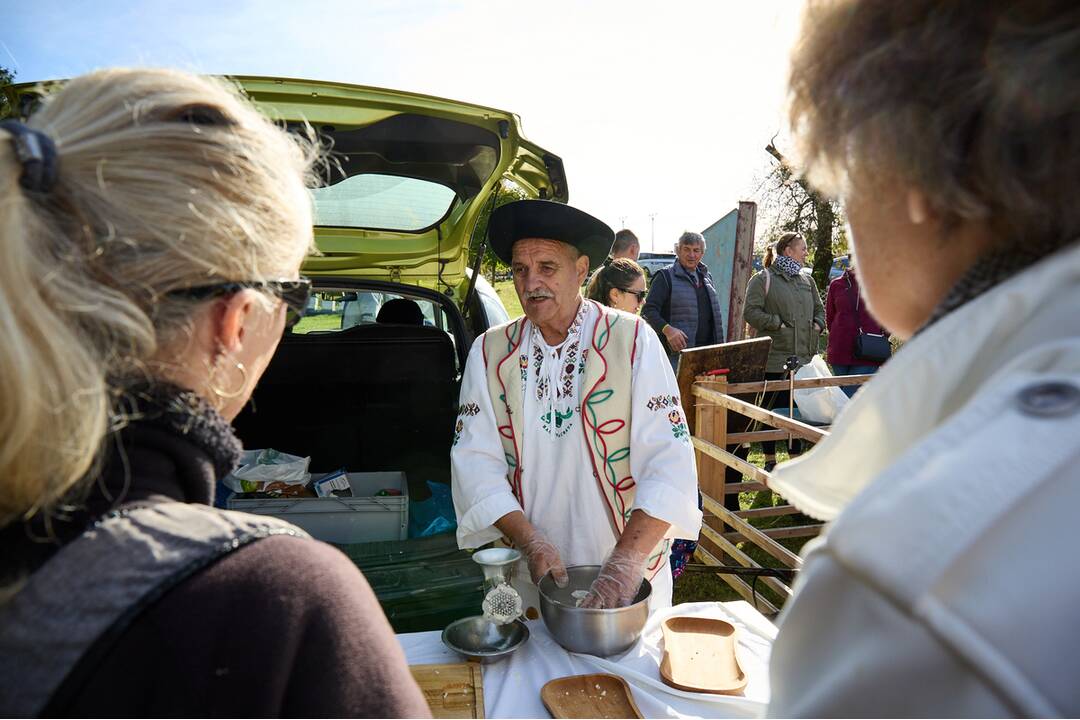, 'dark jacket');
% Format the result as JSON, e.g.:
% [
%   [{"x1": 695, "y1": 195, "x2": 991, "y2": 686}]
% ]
[
  {"x1": 0, "y1": 385, "x2": 430, "y2": 718},
  {"x1": 826, "y1": 270, "x2": 888, "y2": 365},
  {"x1": 642, "y1": 261, "x2": 725, "y2": 353},
  {"x1": 744, "y1": 267, "x2": 826, "y2": 373}
]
